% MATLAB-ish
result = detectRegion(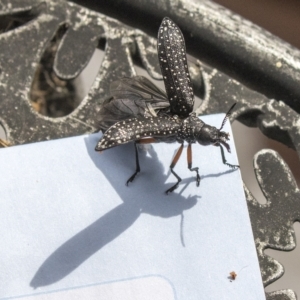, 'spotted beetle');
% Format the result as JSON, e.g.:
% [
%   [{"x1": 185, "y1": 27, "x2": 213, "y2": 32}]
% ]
[{"x1": 96, "y1": 17, "x2": 239, "y2": 194}]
